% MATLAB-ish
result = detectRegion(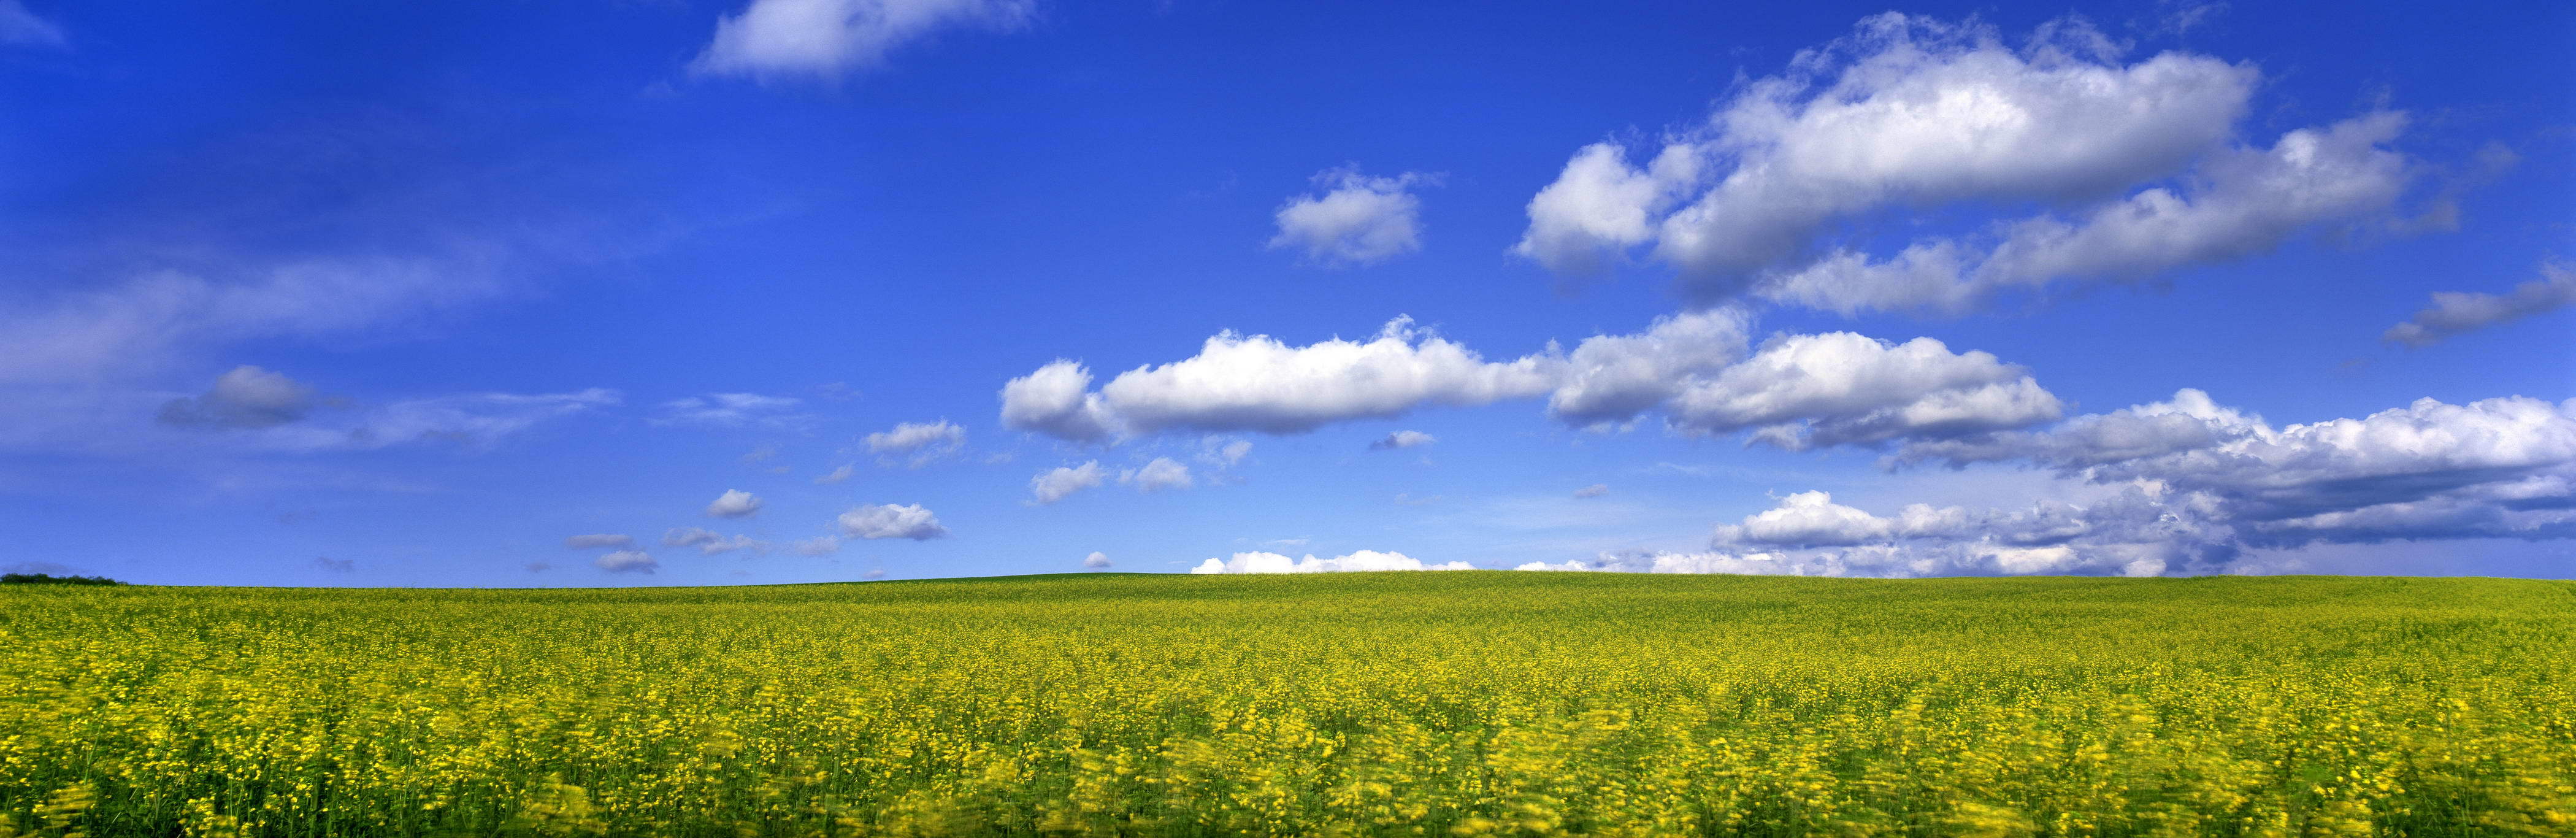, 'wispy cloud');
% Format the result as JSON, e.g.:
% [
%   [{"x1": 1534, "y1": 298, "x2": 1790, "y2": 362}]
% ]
[{"x1": 691, "y1": 0, "x2": 1035, "y2": 80}]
